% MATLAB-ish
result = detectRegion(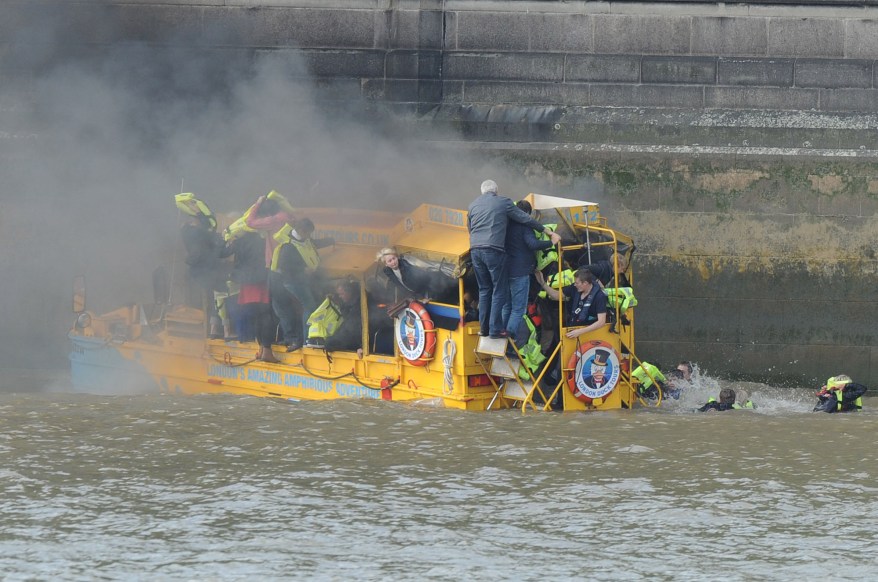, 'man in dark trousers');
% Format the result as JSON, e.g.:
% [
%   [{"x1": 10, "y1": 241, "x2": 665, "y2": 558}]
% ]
[
  {"x1": 503, "y1": 199, "x2": 555, "y2": 346},
  {"x1": 468, "y1": 180, "x2": 560, "y2": 339}
]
